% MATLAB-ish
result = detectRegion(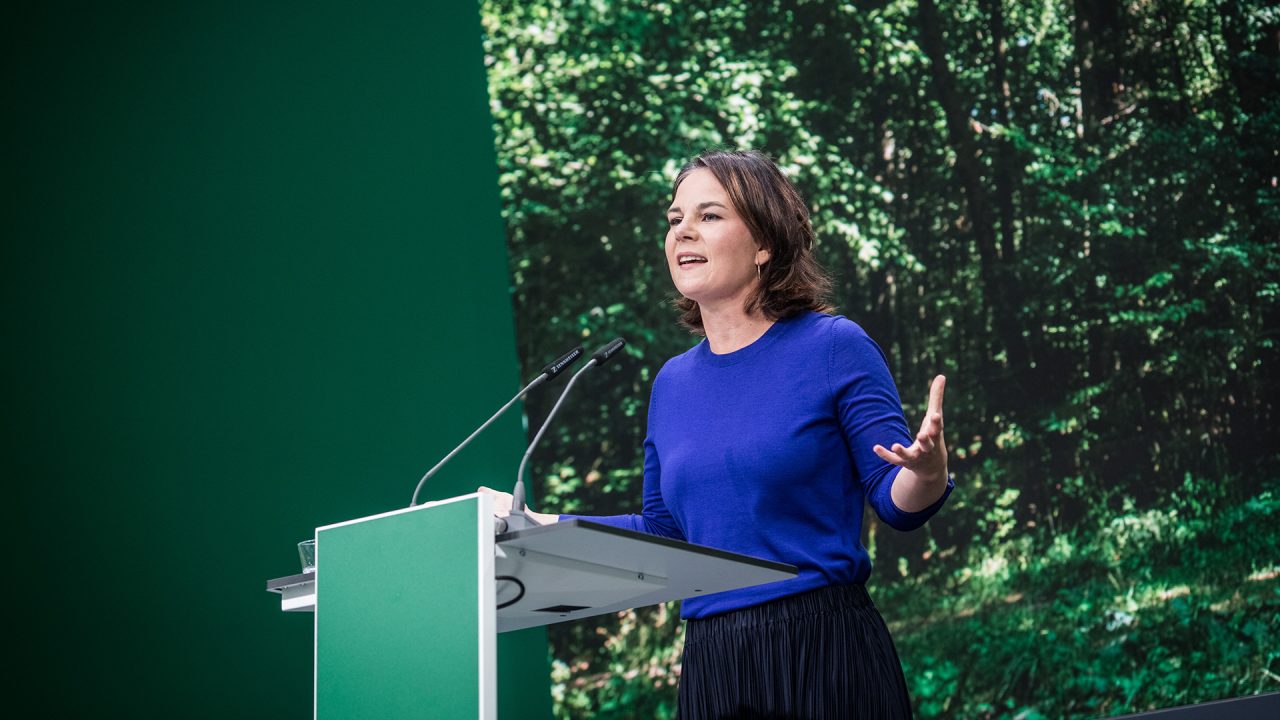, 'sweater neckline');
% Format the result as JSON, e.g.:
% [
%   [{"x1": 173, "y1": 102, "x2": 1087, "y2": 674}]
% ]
[{"x1": 694, "y1": 312, "x2": 806, "y2": 367}]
